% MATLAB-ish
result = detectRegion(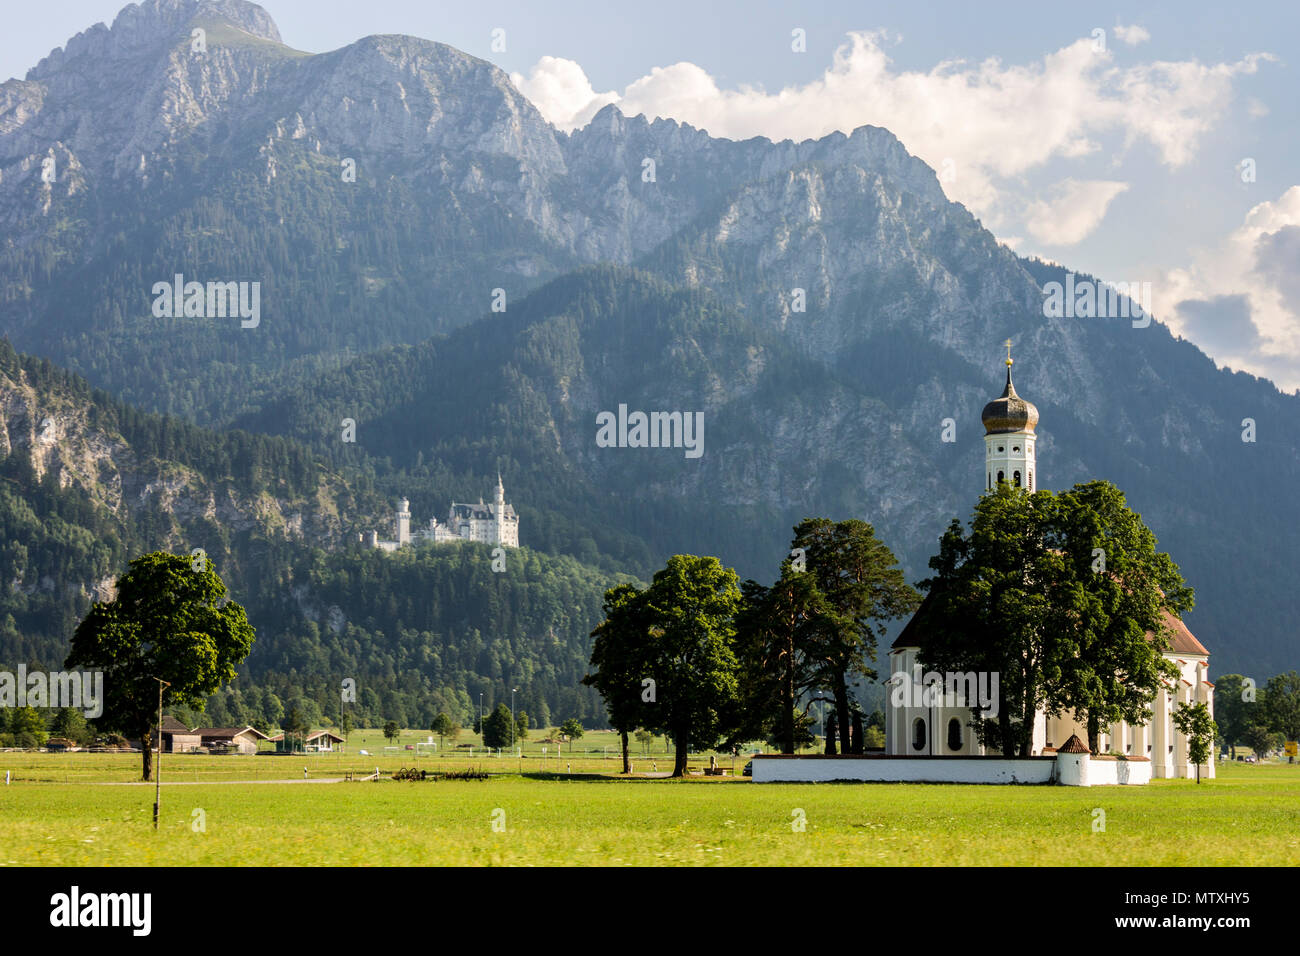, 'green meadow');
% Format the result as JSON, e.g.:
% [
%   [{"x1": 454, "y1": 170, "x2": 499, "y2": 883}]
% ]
[
  {"x1": 3, "y1": 747, "x2": 1298, "y2": 866},
  {"x1": 1, "y1": 729, "x2": 710, "y2": 784}
]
